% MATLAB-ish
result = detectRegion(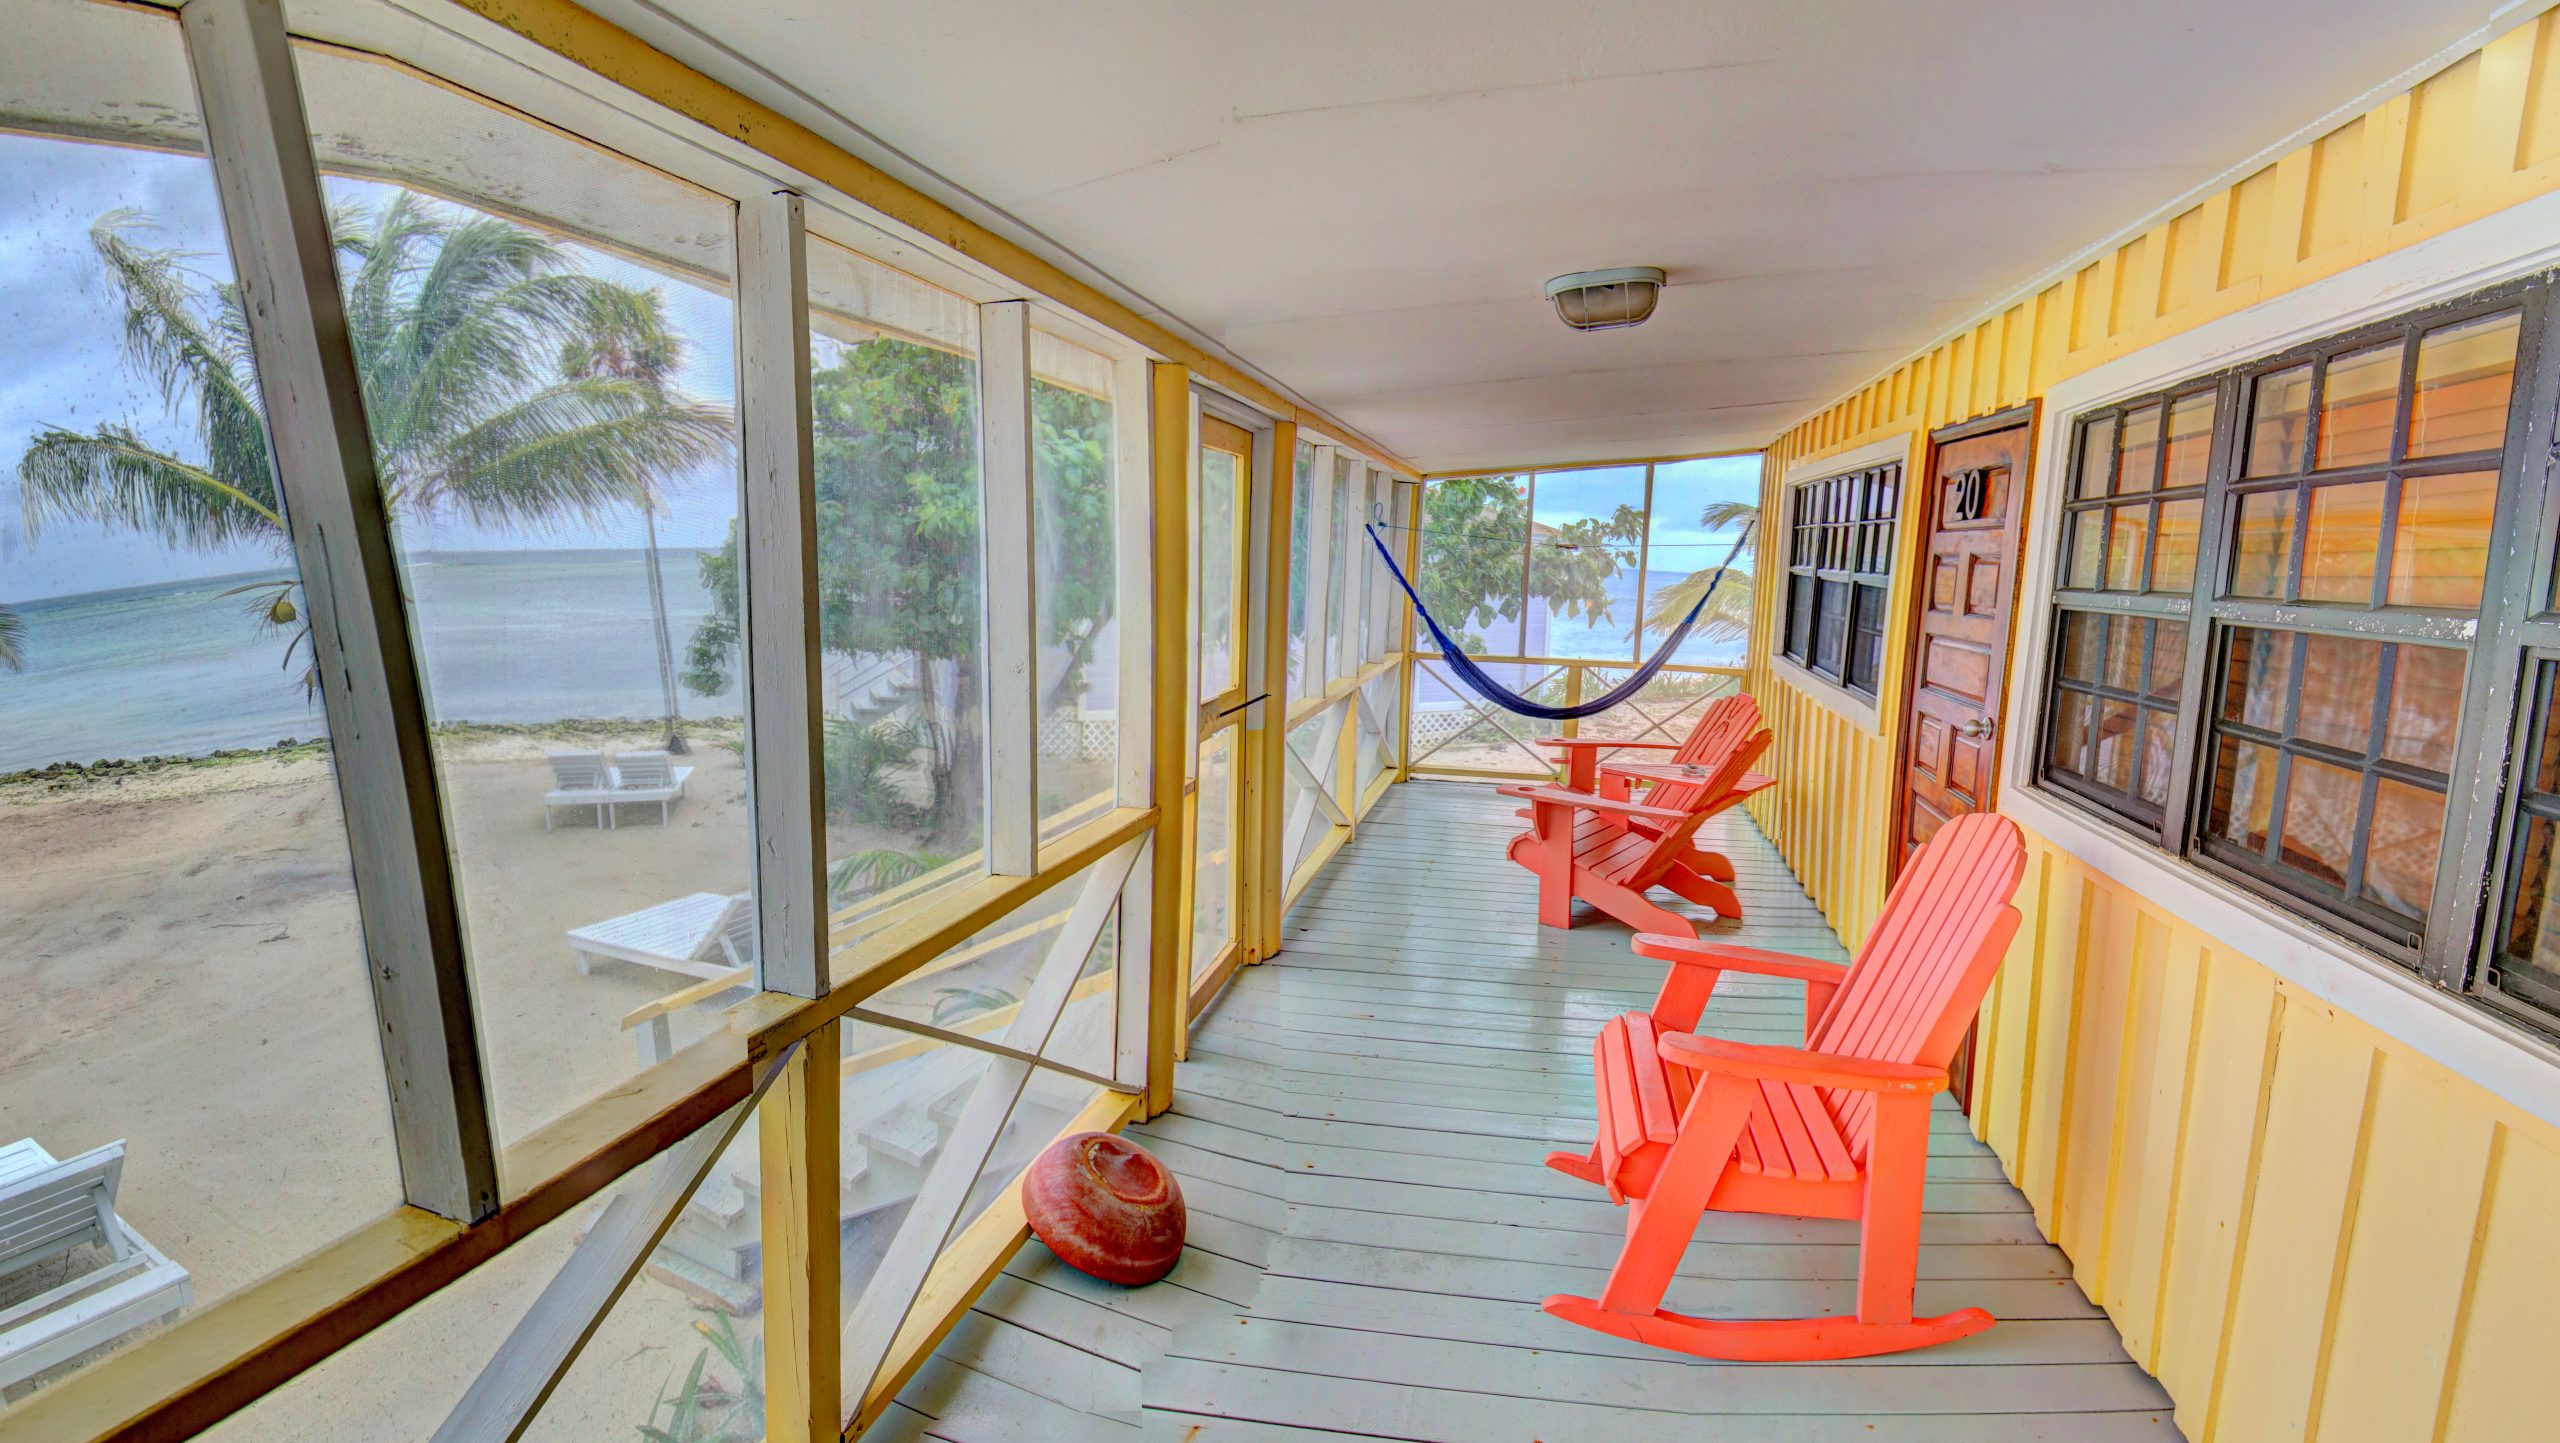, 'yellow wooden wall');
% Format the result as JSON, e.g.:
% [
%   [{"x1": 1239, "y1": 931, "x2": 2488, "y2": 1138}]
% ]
[
  {"x1": 1971, "y1": 839, "x2": 2560, "y2": 1443},
  {"x1": 1743, "y1": 9, "x2": 2560, "y2": 1440}
]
